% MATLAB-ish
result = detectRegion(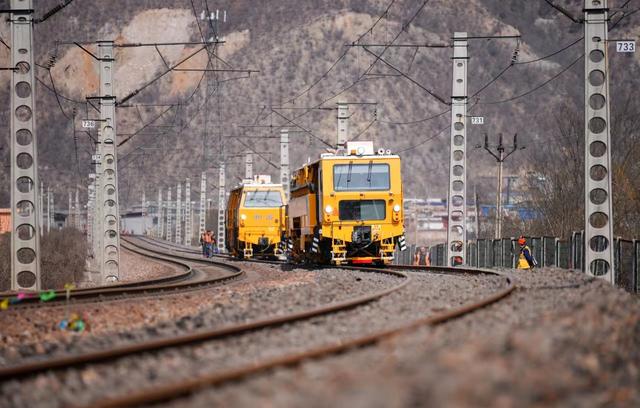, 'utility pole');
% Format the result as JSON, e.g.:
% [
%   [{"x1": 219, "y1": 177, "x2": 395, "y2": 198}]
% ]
[
  {"x1": 217, "y1": 162, "x2": 226, "y2": 253},
  {"x1": 97, "y1": 40, "x2": 120, "y2": 283},
  {"x1": 583, "y1": 0, "x2": 614, "y2": 282},
  {"x1": 245, "y1": 152, "x2": 253, "y2": 180},
  {"x1": 446, "y1": 32, "x2": 468, "y2": 266},
  {"x1": 337, "y1": 102, "x2": 349, "y2": 151},
  {"x1": 10, "y1": 0, "x2": 41, "y2": 290},
  {"x1": 166, "y1": 187, "x2": 172, "y2": 242},
  {"x1": 280, "y1": 129, "x2": 290, "y2": 200},
  {"x1": 199, "y1": 172, "x2": 206, "y2": 239},
  {"x1": 477, "y1": 133, "x2": 522, "y2": 239},
  {"x1": 185, "y1": 178, "x2": 192, "y2": 245},
  {"x1": 175, "y1": 183, "x2": 182, "y2": 245}
]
